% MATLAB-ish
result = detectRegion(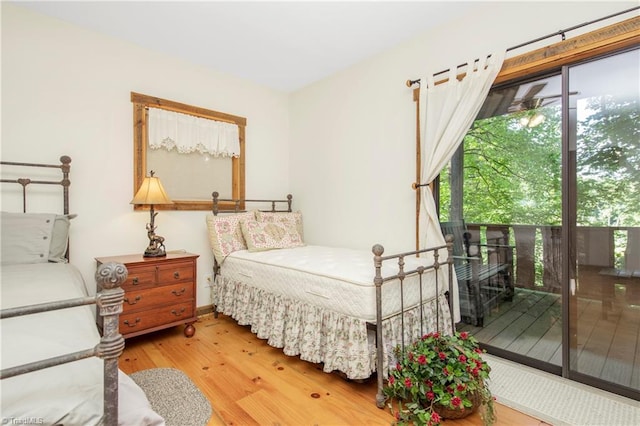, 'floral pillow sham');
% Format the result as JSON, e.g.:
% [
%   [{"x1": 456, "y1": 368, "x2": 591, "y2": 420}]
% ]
[
  {"x1": 205, "y1": 211, "x2": 256, "y2": 263},
  {"x1": 255, "y1": 211, "x2": 304, "y2": 242},
  {"x1": 240, "y1": 219, "x2": 304, "y2": 252}
]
